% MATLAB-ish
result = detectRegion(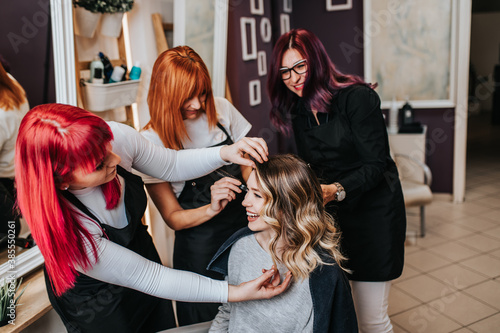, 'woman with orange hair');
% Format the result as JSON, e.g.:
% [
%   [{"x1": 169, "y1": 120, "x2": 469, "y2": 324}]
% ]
[
  {"x1": 15, "y1": 103, "x2": 290, "y2": 333},
  {"x1": 141, "y1": 46, "x2": 252, "y2": 325},
  {"x1": 0, "y1": 59, "x2": 29, "y2": 236}
]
